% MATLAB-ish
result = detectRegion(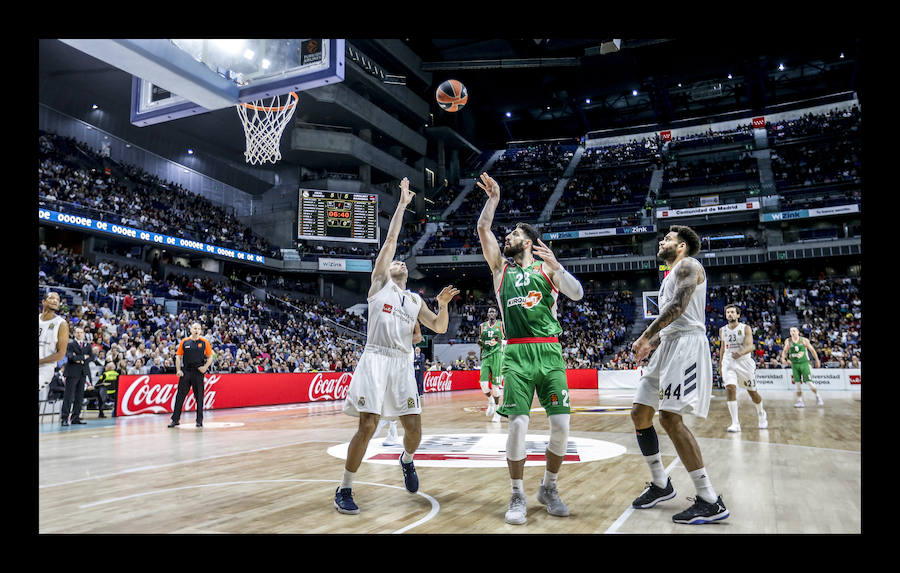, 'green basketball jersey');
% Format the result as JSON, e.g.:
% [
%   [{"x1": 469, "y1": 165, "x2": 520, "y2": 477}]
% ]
[
  {"x1": 480, "y1": 320, "x2": 504, "y2": 357},
  {"x1": 496, "y1": 261, "x2": 561, "y2": 339},
  {"x1": 787, "y1": 339, "x2": 810, "y2": 366}
]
